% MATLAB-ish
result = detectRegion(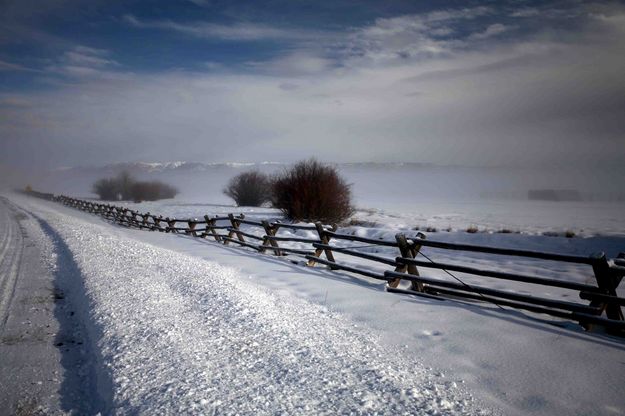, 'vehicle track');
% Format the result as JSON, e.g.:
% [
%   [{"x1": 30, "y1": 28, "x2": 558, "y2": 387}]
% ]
[{"x1": 0, "y1": 197, "x2": 24, "y2": 332}]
